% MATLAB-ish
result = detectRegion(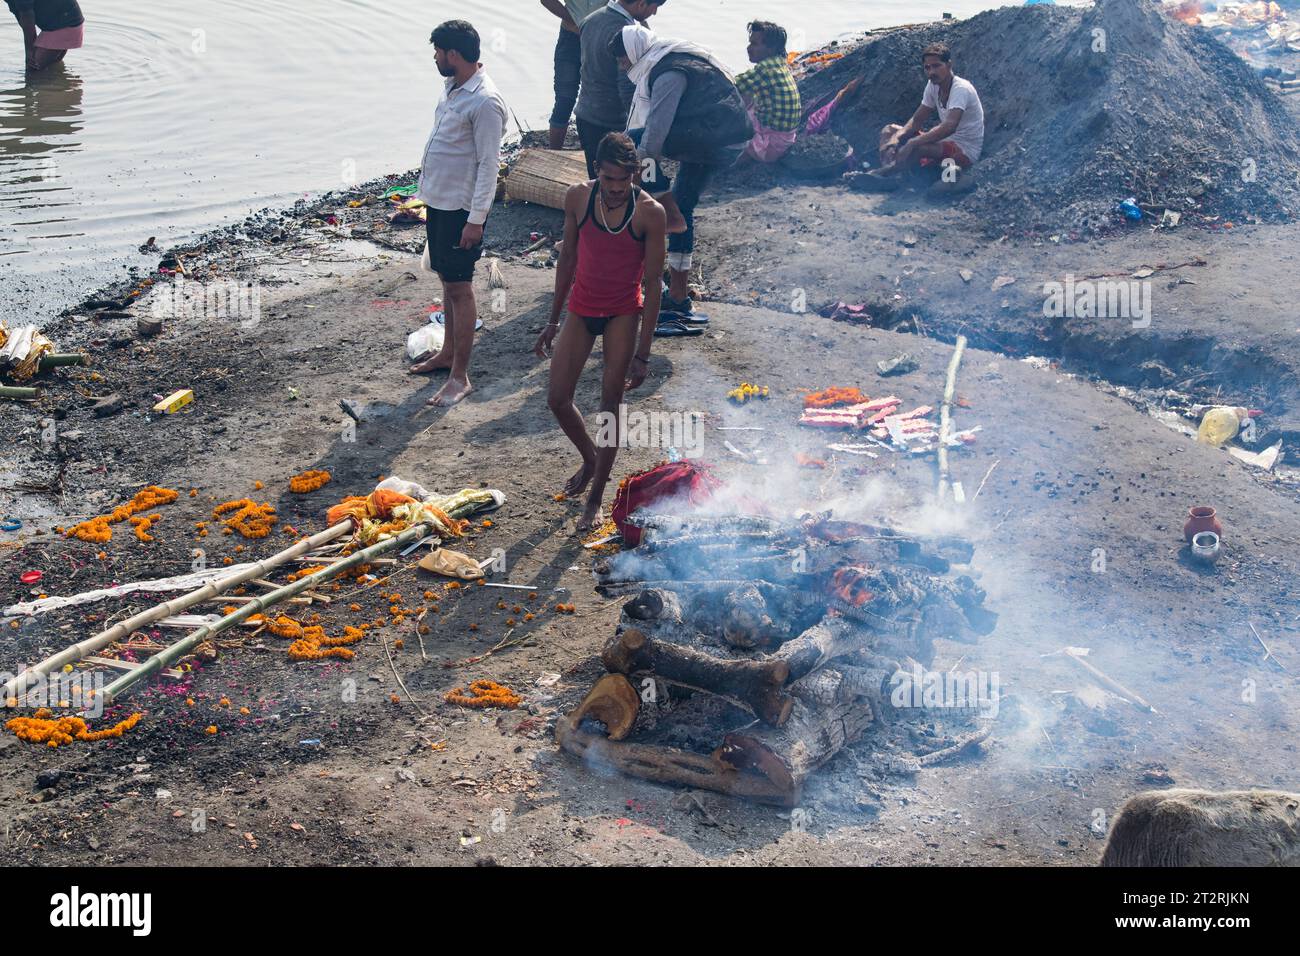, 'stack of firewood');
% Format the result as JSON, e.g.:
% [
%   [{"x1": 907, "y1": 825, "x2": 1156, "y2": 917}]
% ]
[{"x1": 556, "y1": 513, "x2": 997, "y2": 805}]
